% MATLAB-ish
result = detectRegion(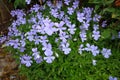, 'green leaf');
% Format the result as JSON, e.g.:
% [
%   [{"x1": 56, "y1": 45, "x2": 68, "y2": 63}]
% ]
[{"x1": 101, "y1": 29, "x2": 111, "y2": 39}]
